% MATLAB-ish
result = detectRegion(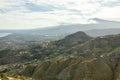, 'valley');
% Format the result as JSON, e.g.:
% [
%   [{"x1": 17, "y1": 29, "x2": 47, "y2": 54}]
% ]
[
  {"x1": 0, "y1": 31, "x2": 120, "y2": 80},
  {"x1": 0, "y1": 0, "x2": 120, "y2": 80}
]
